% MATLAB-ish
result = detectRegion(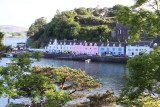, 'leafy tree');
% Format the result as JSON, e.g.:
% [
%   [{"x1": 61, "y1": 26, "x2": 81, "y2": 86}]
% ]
[
  {"x1": 0, "y1": 32, "x2": 4, "y2": 58},
  {"x1": 30, "y1": 65, "x2": 100, "y2": 95},
  {"x1": 27, "y1": 17, "x2": 47, "y2": 37},
  {"x1": 88, "y1": 90, "x2": 116, "y2": 106},
  {"x1": 118, "y1": 93, "x2": 160, "y2": 107},
  {"x1": 74, "y1": 7, "x2": 92, "y2": 15},
  {"x1": 116, "y1": 0, "x2": 160, "y2": 41},
  {"x1": 121, "y1": 53, "x2": 160, "y2": 100},
  {"x1": 0, "y1": 51, "x2": 99, "y2": 106}
]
